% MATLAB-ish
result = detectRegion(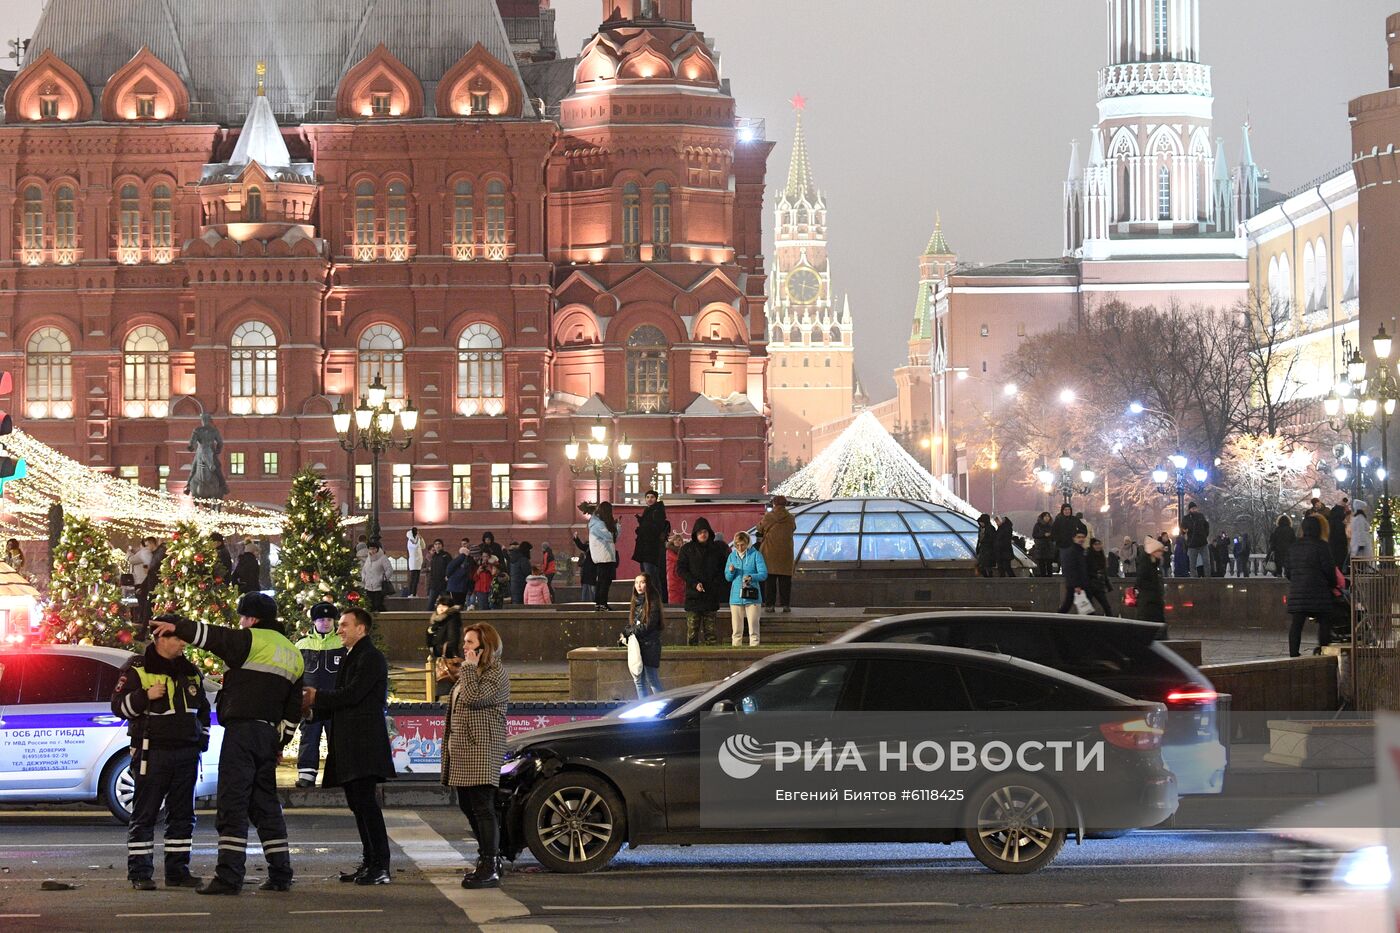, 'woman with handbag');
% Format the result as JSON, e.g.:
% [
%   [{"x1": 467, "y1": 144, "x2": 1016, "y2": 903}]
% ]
[
  {"x1": 427, "y1": 595, "x2": 463, "y2": 699},
  {"x1": 441, "y1": 622, "x2": 510, "y2": 889},
  {"x1": 623, "y1": 574, "x2": 664, "y2": 697},
  {"x1": 725, "y1": 531, "x2": 768, "y2": 646}
]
